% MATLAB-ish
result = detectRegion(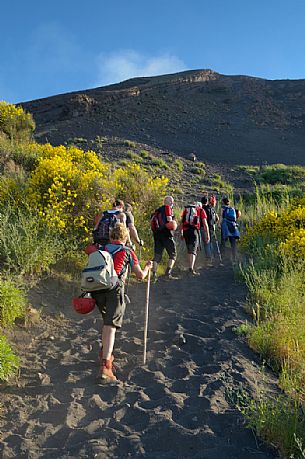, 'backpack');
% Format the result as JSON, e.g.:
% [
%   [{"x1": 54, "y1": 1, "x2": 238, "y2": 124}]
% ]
[
  {"x1": 81, "y1": 245, "x2": 131, "y2": 292},
  {"x1": 223, "y1": 206, "x2": 236, "y2": 222},
  {"x1": 150, "y1": 206, "x2": 167, "y2": 233},
  {"x1": 223, "y1": 207, "x2": 237, "y2": 233},
  {"x1": 183, "y1": 205, "x2": 199, "y2": 227},
  {"x1": 92, "y1": 210, "x2": 121, "y2": 244}
]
